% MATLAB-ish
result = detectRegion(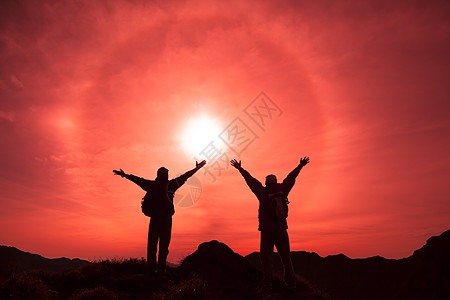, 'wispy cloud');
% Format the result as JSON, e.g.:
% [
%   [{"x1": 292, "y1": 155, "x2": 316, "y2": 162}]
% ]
[{"x1": 0, "y1": 0, "x2": 448, "y2": 260}]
